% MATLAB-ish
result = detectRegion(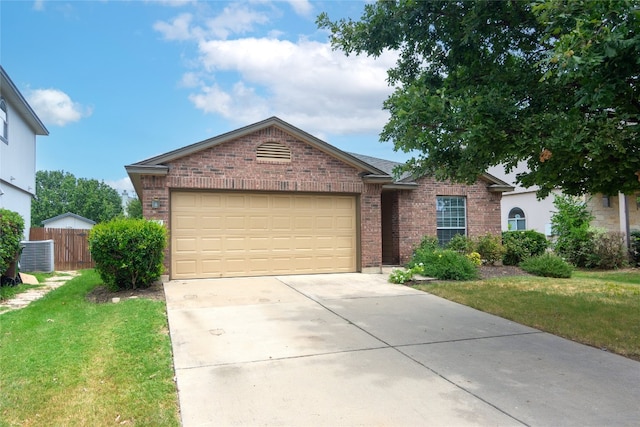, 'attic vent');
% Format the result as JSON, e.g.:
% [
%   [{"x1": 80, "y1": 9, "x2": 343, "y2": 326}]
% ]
[{"x1": 256, "y1": 141, "x2": 291, "y2": 162}]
